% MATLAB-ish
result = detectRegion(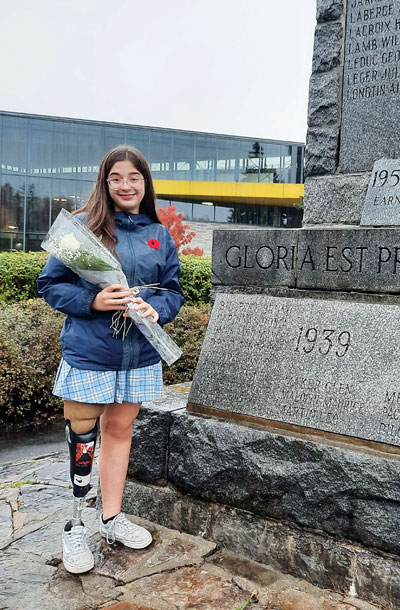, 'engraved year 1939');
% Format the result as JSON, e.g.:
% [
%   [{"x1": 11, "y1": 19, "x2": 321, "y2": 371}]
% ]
[{"x1": 294, "y1": 327, "x2": 352, "y2": 357}]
